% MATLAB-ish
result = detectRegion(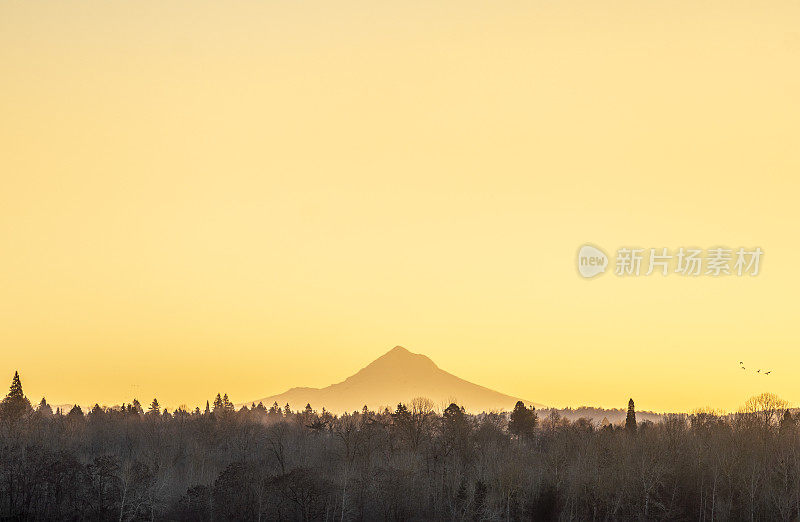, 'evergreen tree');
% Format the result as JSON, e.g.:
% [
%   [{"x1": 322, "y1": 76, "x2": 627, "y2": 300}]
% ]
[
  {"x1": 508, "y1": 401, "x2": 537, "y2": 438},
  {"x1": 148, "y1": 398, "x2": 161, "y2": 416},
  {"x1": 283, "y1": 403, "x2": 292, "y2": 417},
  {"x1": 394, "y1": 403, "x2": 410, "y2": 418},
  {"x1": 392, "y1": 403, "x2": 411, "y2": 429},
  {"x1": 8, "y1": 371, "x2": 22, "y2": 398},
  {"x1": 443, "y1": 402, "x2": 465, "y2": 422},
  {"x1": 205, "y1": 400, "x2": 210, "y2": 415},
  {"x1": 37, "y1": 397, "x2": 53, "y2": 416},
  {"x1": 222, "y1": 393, "x2": 234, "y2": 411},
  {"x1": 0, "y1": 371, "x2": 32, "y2": 421},
  {"x1": 131, "y1": 398, "x2": 143, "y2": 415},
  {"x1": 625, "y1": 398, "x2": 637, "y2": 434},
  {"x1": 443, "y1": 403, "x2": 468, "y2": 447},
  {"x1": 213, "y1": 393, "x2": 224, "y2": 412}
]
